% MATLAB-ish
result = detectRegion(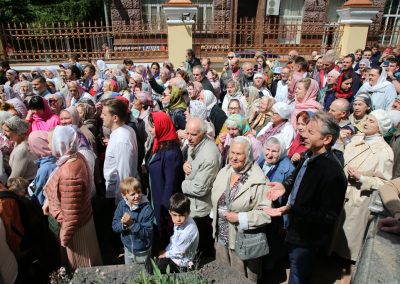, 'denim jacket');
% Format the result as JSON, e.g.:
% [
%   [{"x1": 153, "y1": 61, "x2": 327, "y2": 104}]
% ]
[
  {"x1": 32, "y1": 156, "x2": 57, "y2": 205},
  {"x1": 112, "y1": 196, "x2": 154, "y2": 253}
]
